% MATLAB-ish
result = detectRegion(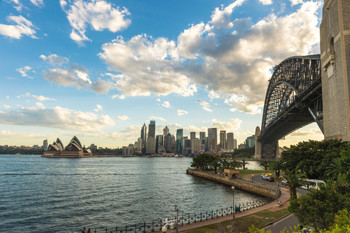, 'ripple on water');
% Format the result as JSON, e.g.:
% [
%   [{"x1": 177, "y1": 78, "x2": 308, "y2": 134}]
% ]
[{"x1": 0, "y1": 155, "x2": 266, "y2": 232}]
